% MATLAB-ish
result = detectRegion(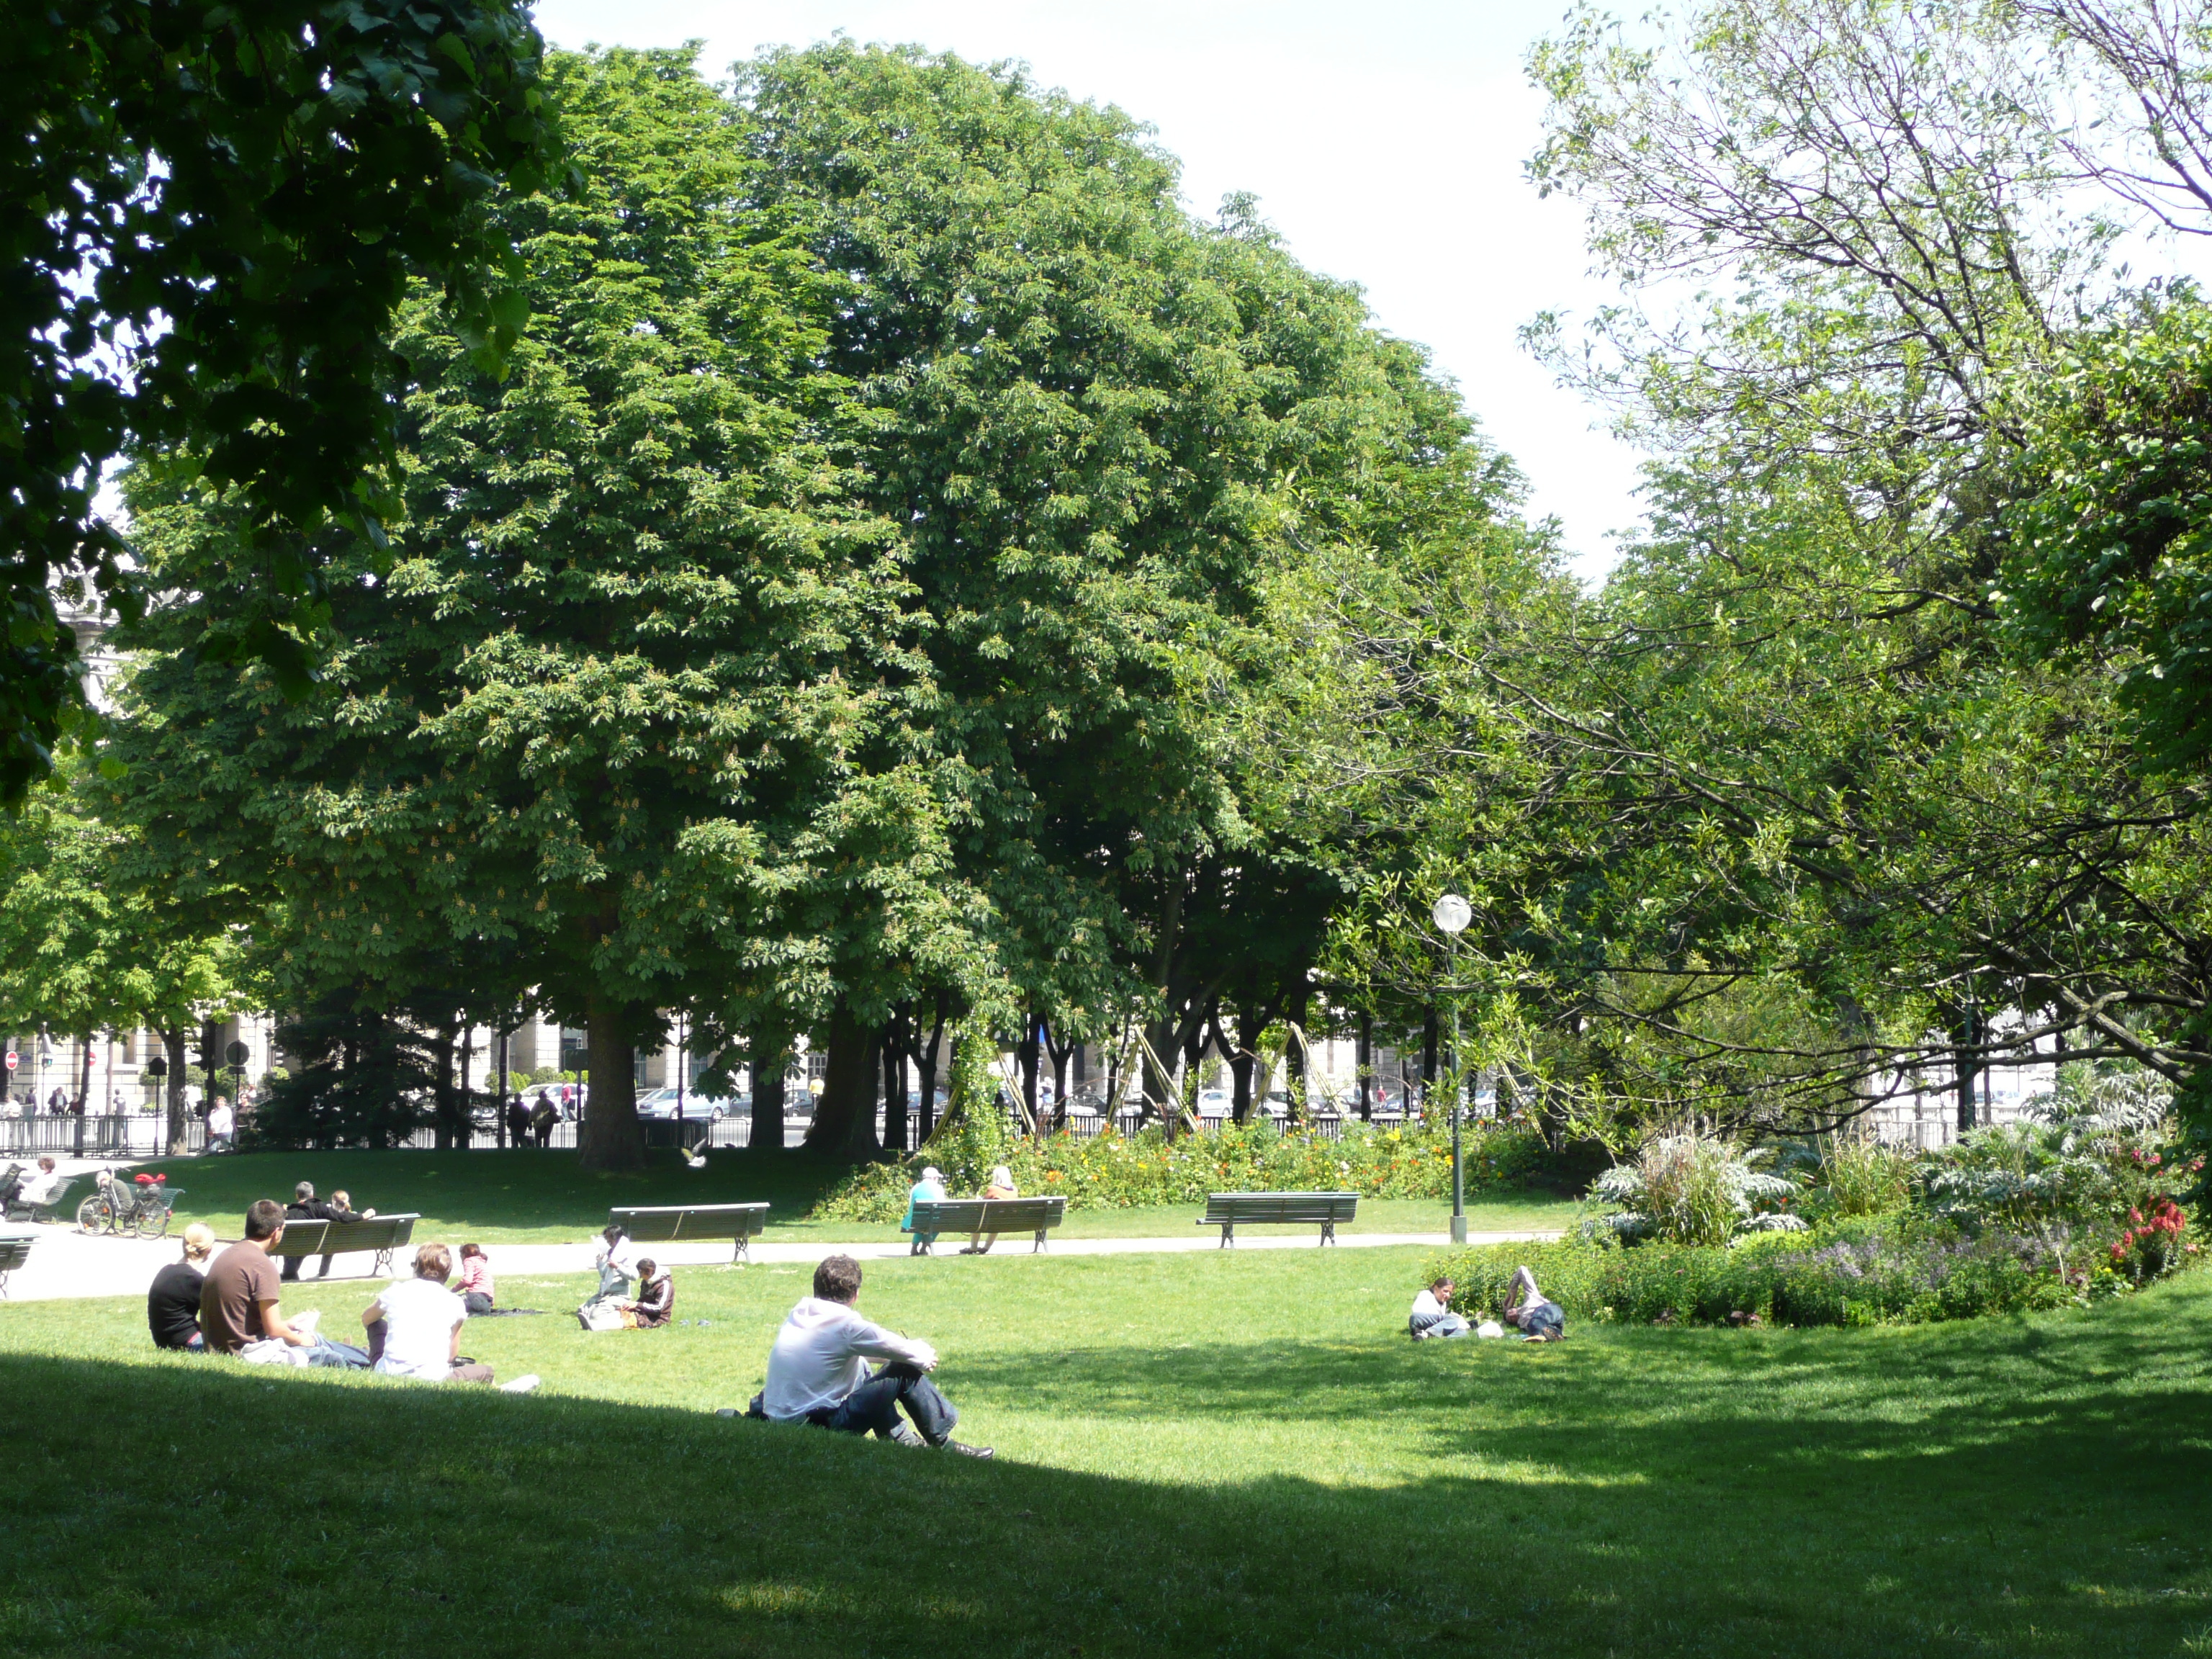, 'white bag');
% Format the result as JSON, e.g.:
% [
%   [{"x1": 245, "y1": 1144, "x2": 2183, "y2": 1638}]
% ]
[
  {"x1": 239, "y1": 1337, "x2": 308, "y2": 1367},
  {"x1": 577, "y1": 1300, "x2": 625, "y2": 1333},
  {"x1": 1476, "y1": 1320, "x2": 1506, "y2": 1339}
]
